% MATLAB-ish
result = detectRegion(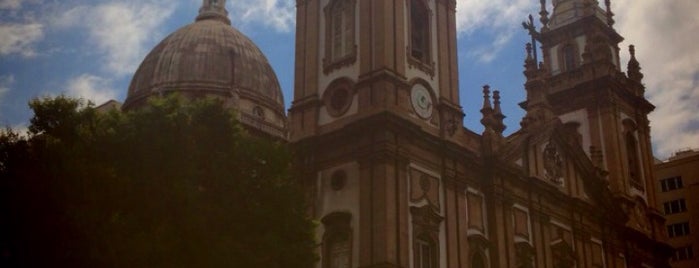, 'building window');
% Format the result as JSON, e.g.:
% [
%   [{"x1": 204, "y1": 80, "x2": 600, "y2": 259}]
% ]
[
  {"x1": 410, "y1": 0, "x2": 430, "y2": 62},
  {"x1": 252, "y1": 106, "x2": 265, "y2": 118},
  {"x1": 623, "y1": 119, "x2": 644, "y2": 191},
  {"x1": 323, "y1": 0, "x2": 356, "y2": 74},
  {"x1": 323, "y1": 78, "x2": 355, "y2": 117},
  {"x1": 562, "y1": 44, "x2": 577, "y2": 71},
  {"x1": 407, "y1": 0, "x2": 434, "y2": 76},
  {"x1": 322, "y1": 212, "x2": 352, "y2": 268},
  {"x1": 663, "y1": 199, "x2": 687, "y2": 215},
  {"x1": 411, "y1": 205, "x2": 442, "y2": 268},
  {"x1": 415, "y1": 235, "x2": 437, "y2": 268},
  {"x1": 328, "y1": 235, "x2": 351, "y2": 268},
  {"x1": 661, "y1": 176, "x2": 683, "y2": 192},
  {"x1": 667, "y1": 222, "x2": 690, "y2": 238},
  {"x1": 671, "y1": 246, "x2": 694, "y2": 261},
  {"x1": 551, "y1": 241, "x2": 576, "y2": 268}
]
